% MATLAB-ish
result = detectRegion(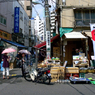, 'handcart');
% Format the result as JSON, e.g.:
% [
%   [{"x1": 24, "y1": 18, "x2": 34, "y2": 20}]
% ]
[{"x1": 69, "y1": 76, "x2": 90, "y2": 84}]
